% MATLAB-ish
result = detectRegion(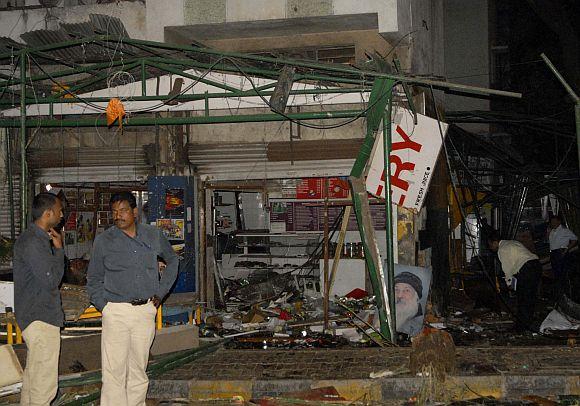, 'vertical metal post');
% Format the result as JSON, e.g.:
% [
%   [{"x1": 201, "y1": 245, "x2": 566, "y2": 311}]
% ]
[
  {"x1": 19, "y1": 52, "x2": 27, "y2": 231},
  {"x1": 349, "y1": 78, "x2": 395, "y2": 341},
  {"x1": 141, "y1": 59, "x2": 147, "y2": 96},
  {"x1": 383, "y1": 106, "x2": 396, "y2": 338},
  {"x1": 7, "y1": 322, "x2": 13, "y2": 345},
  {"x1": 156, "y1": 305, "x2": 162, "y2": 330},
  {"x1": 323, "y1": 178, "x2": 330, "y2": 331},
  {"x1": 198, "y1": 182, "x2": 207, "y2": 307},
  {"x1": 540, "y1": 53, "x2": 580, "y2": 174},
  {"x1": 15, "y1": 323, "x2": 22, "y2": 344},
  {"x1": 4, "y1": 129, "x2": 15, "y2": 239},
  {"x1": 576, "y1": 104, "x2": 580, "y2": 174}
]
